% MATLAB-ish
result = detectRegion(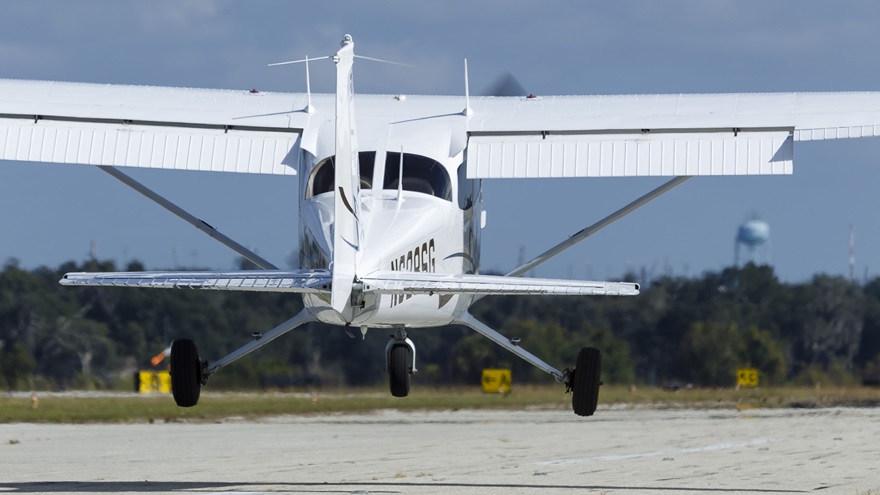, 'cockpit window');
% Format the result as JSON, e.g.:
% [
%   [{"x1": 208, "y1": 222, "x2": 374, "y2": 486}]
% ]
[
  {"x1": 308, "y1": 151, "x2": 452, "y2": 202},
  {"x1": 308, "y1": 152, "x2": 375, "y2": 198},
  {"x1": 383, "y1": 152, "x2": 452, "y2": 201}
]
